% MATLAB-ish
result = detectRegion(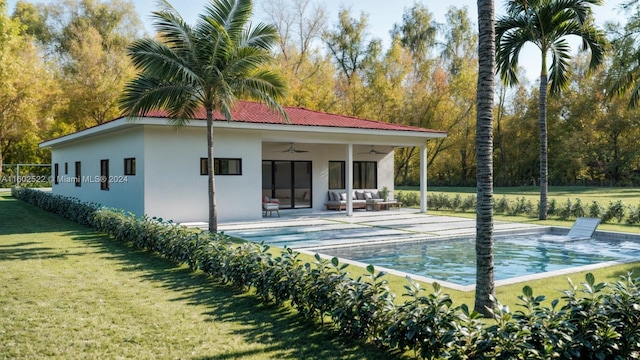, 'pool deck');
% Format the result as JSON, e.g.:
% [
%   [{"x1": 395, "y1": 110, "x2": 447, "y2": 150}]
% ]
[
  {"x1": 217, "y1": 208, "x2": 550, "y2": 250},
  {"x1": 188, "y1": 209, "x2": 640, "y2": 292}
]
